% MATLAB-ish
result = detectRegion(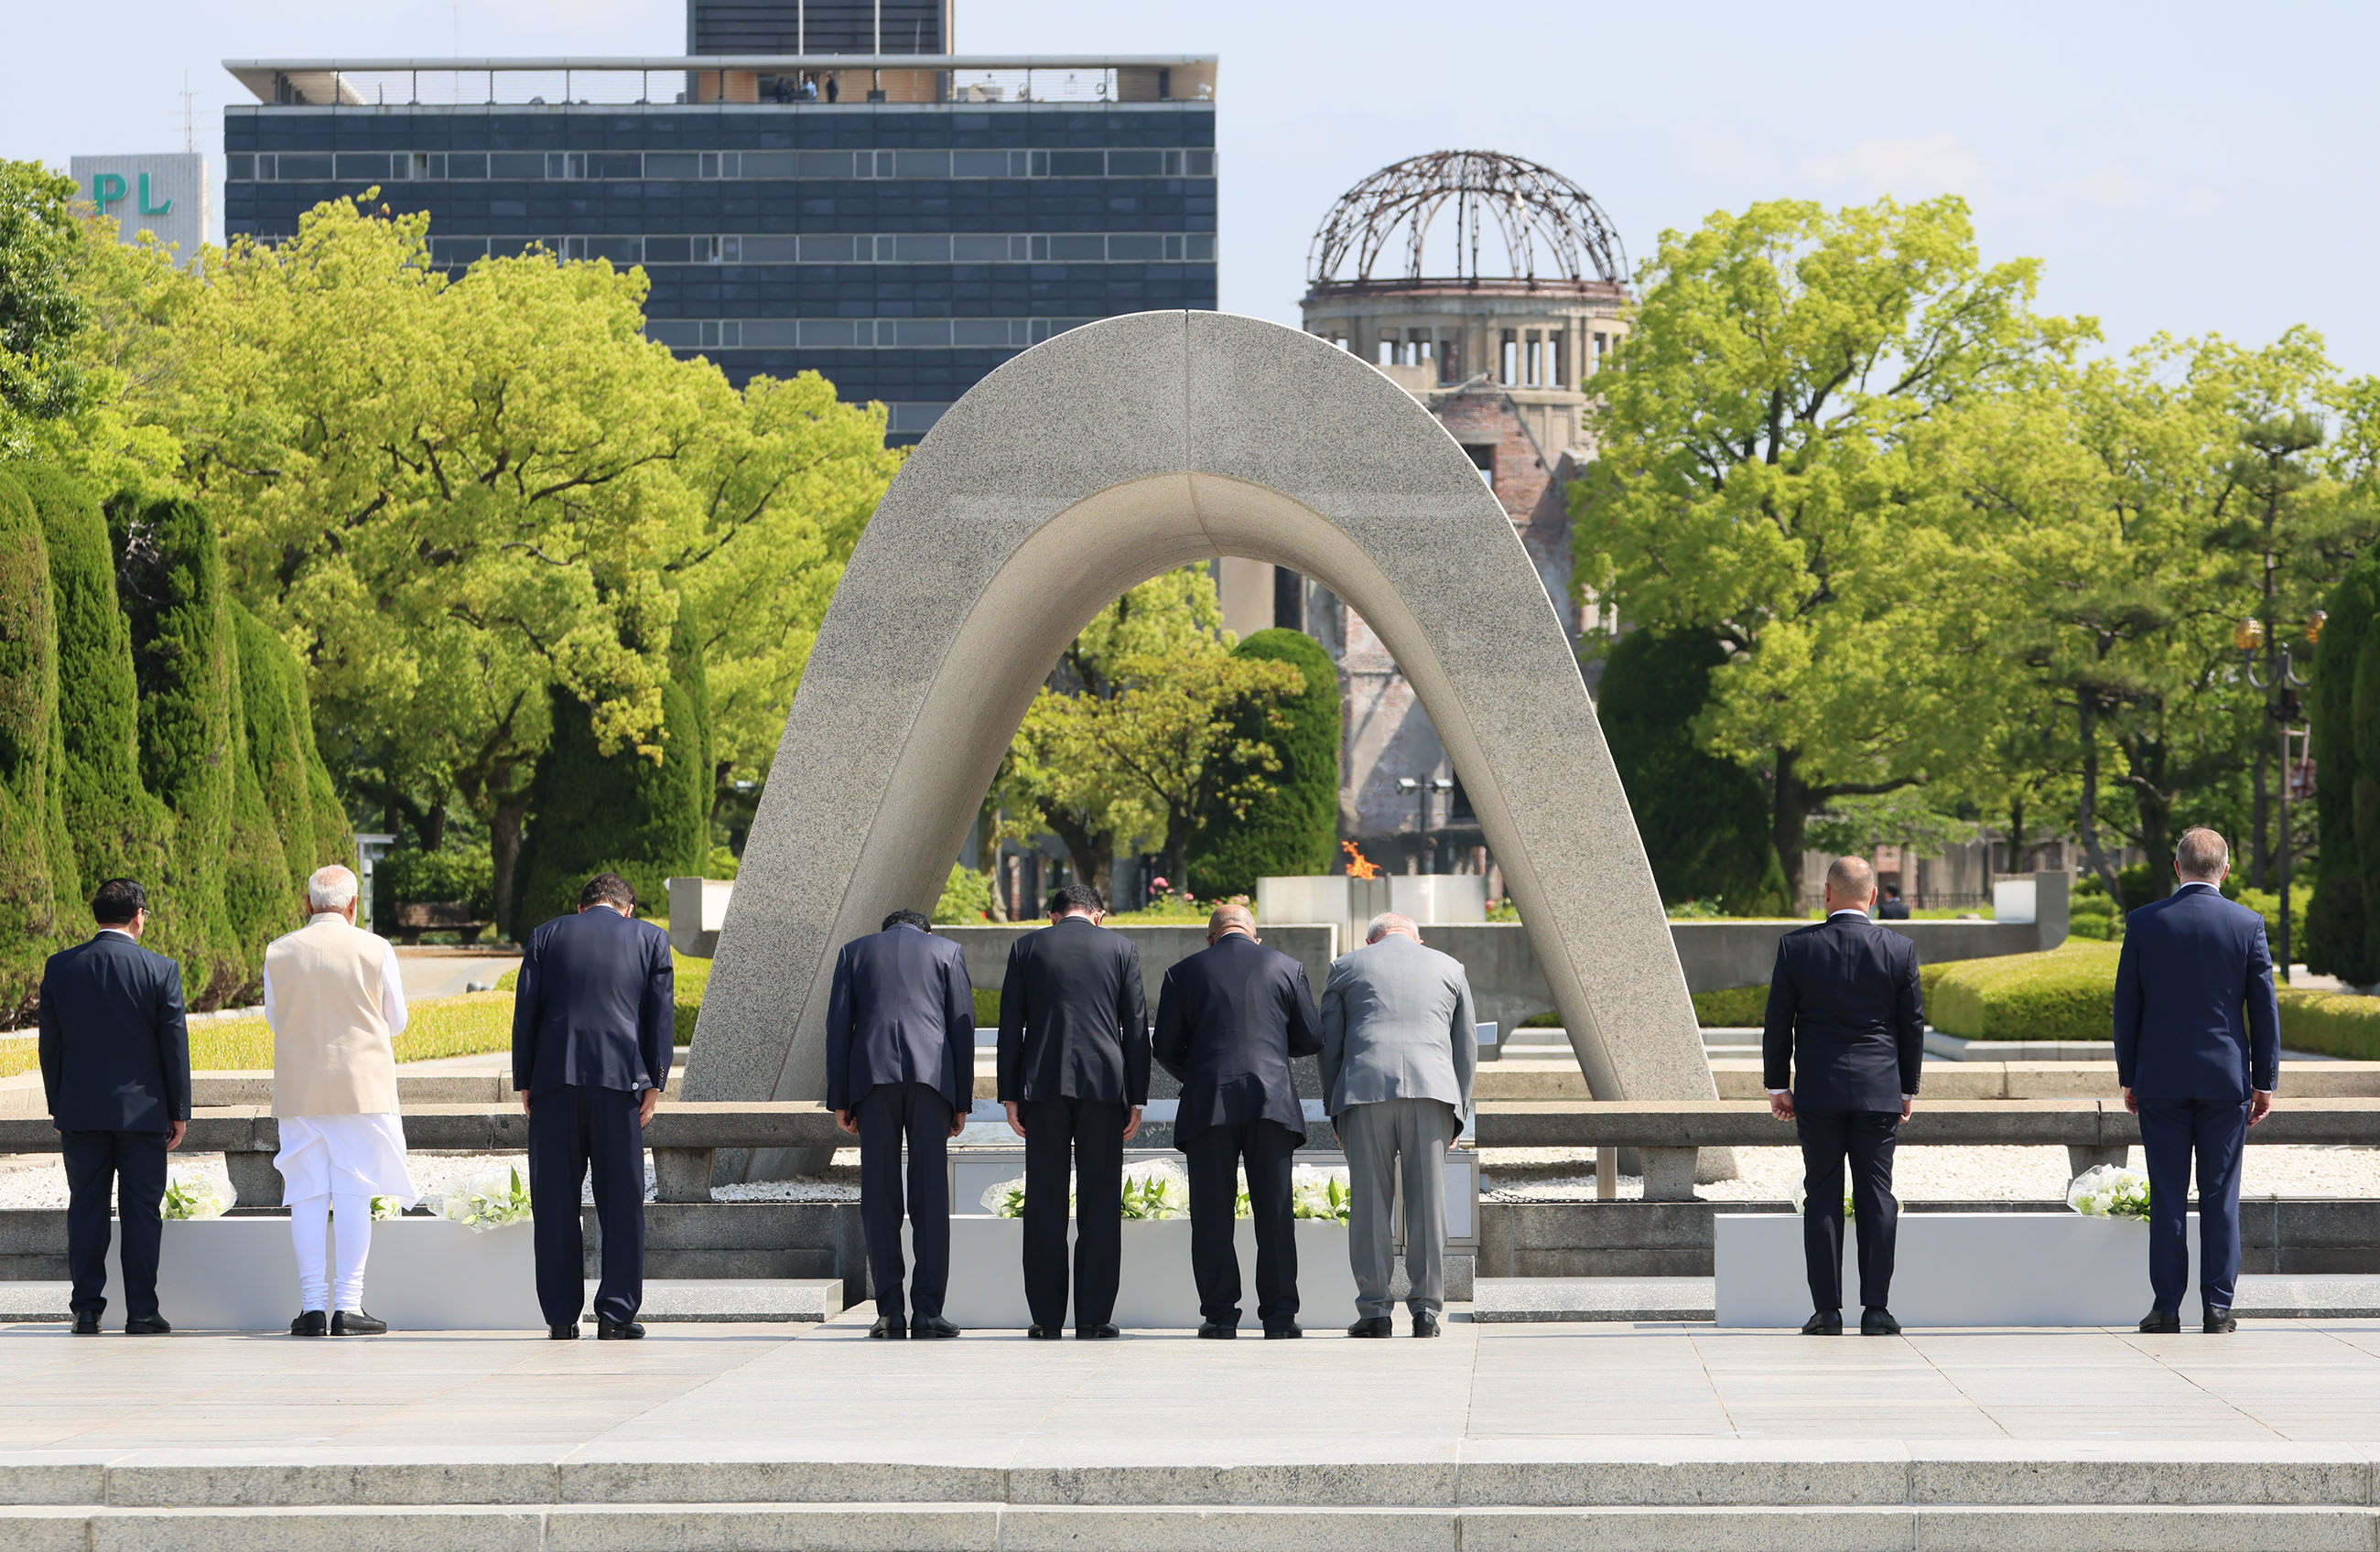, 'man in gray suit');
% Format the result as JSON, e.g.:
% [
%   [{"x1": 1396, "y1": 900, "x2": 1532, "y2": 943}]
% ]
[{"x1": 1319, "y1": 912, "x2": 1477, "y2": 1338}]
